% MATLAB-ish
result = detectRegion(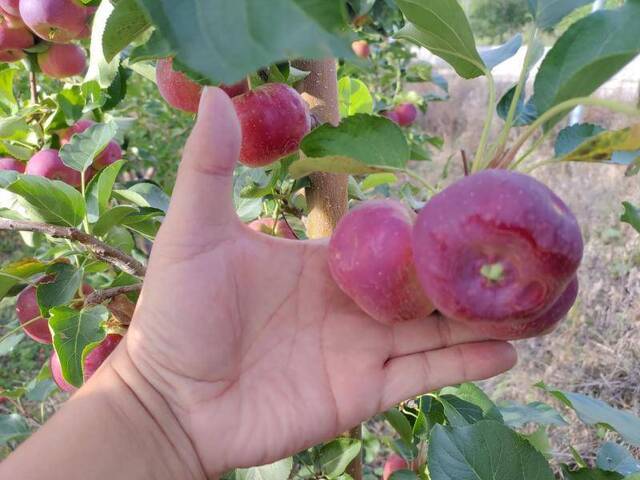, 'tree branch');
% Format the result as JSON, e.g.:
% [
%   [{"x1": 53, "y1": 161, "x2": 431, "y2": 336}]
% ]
[
  {"x1": 85, "y1": 284, "x2": 142, "y2": 306},
  {"x1": 29, "y1": 71, "x2": 38, "y2": 104},
  {"x1": 0, "y1": 219, "x2": 147, "y2": 277}
]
